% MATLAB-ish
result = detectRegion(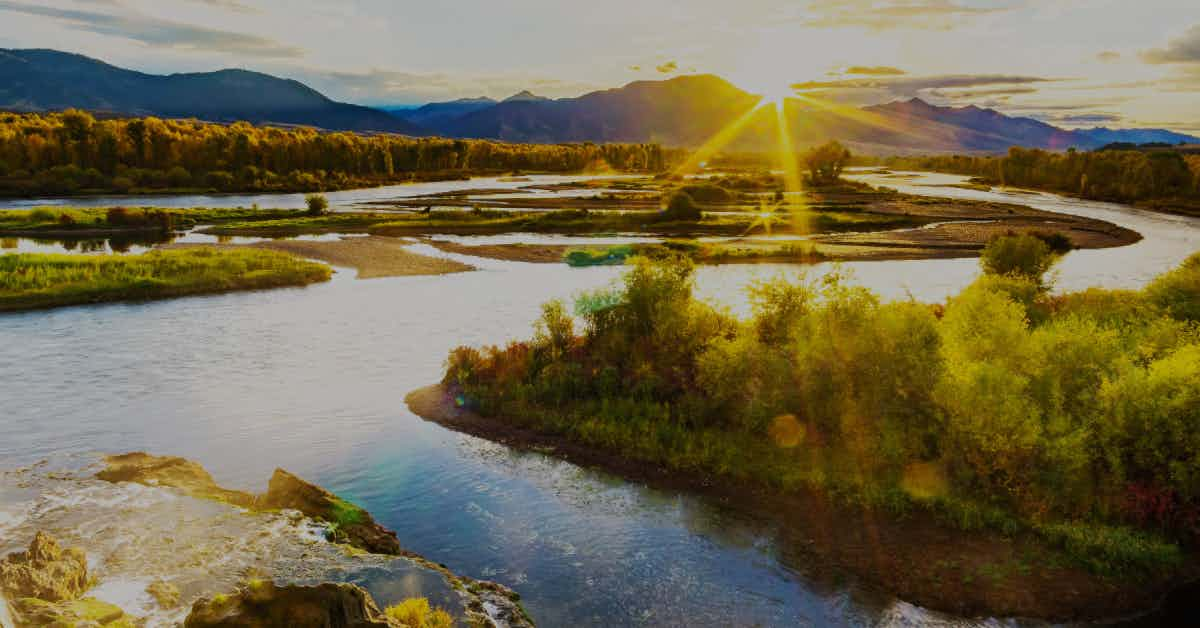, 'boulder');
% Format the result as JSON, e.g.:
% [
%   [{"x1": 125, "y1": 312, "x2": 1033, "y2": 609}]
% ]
[
  {"x1": 261, "y1": 470, "x2": 402, "y2": 556},
  {"x1": 183, "y1": 581, "x2": 393, "y2": 628},
  {"x1": 10, "y1": 596, "x2": 129, "y2": 627},
  {"x1": 0, "y1": 532, "x2": 90, "y2": 602},
  {"x1": 96, "y1": 452, "x2": 256, "y2": 507},
  {"x1": 147, "y1": 580, "x2": 181, "y2": 609}
]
